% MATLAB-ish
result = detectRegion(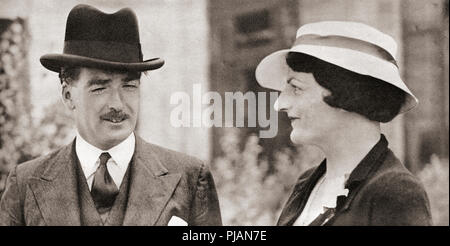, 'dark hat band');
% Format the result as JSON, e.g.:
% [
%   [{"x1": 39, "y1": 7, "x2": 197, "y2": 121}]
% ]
[
  {"x1": 293, "y1": 34, "x2": 398, "y2": 67},
  {"x1": 63, "y1": 40, "x2": 142, "y2": 63}
]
